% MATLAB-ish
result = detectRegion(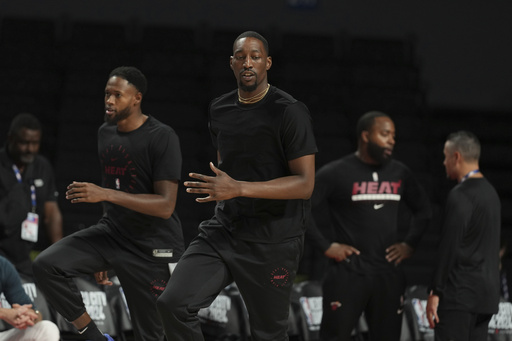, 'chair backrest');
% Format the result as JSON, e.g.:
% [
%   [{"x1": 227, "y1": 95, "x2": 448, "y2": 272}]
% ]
[
  {"x1": 403, "y1": 285, "x2": 434, "y2": 341},
  {"x1": 290, "y1": 280, "x2": 323, "y2": 341},
  {"x1": 198, "y1": 283, "x2": 250, "y2": 341}
]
